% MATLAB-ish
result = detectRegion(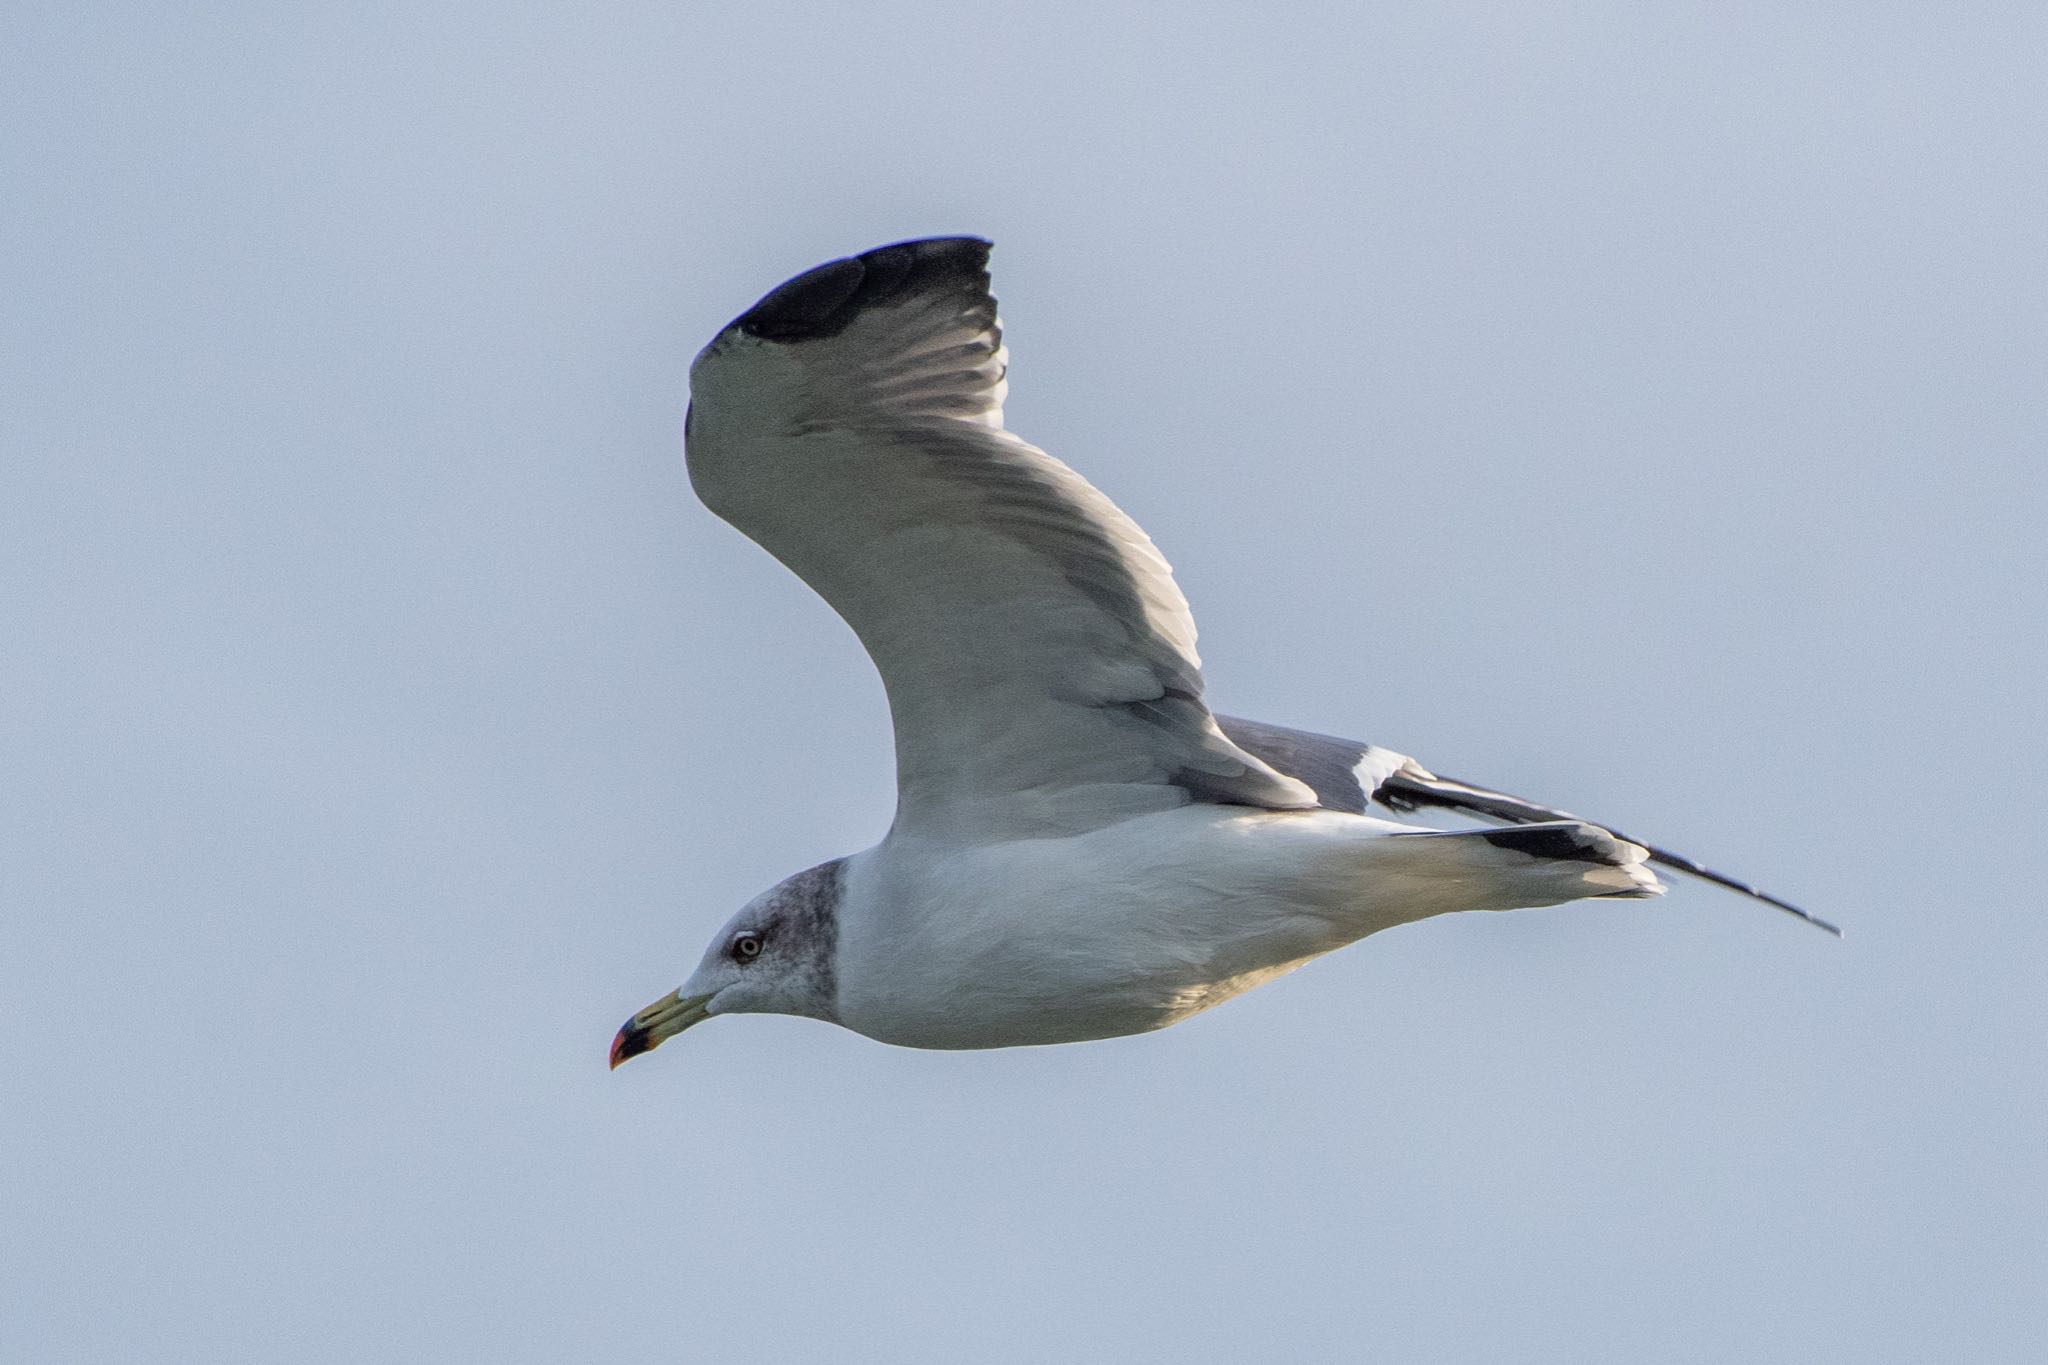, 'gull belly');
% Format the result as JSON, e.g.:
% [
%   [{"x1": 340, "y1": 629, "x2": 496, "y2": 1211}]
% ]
[{"x1": 832, "y1": 806, "x2": 1414, "y2": 1050}]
